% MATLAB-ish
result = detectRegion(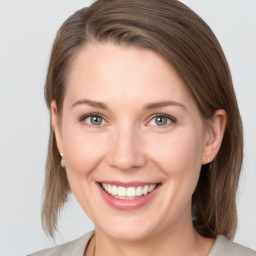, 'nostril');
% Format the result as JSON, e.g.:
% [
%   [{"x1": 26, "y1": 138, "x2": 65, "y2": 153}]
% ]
[{"x1": 107, "y1": 151, "x2": 147, "y2": 171}]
